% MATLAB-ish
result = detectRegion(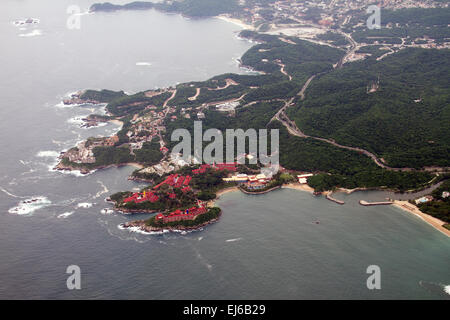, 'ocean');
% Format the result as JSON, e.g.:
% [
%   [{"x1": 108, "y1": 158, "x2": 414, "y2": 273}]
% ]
[{"x1": 0, "y1": 0, "x2": 448, "y2": 299}]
